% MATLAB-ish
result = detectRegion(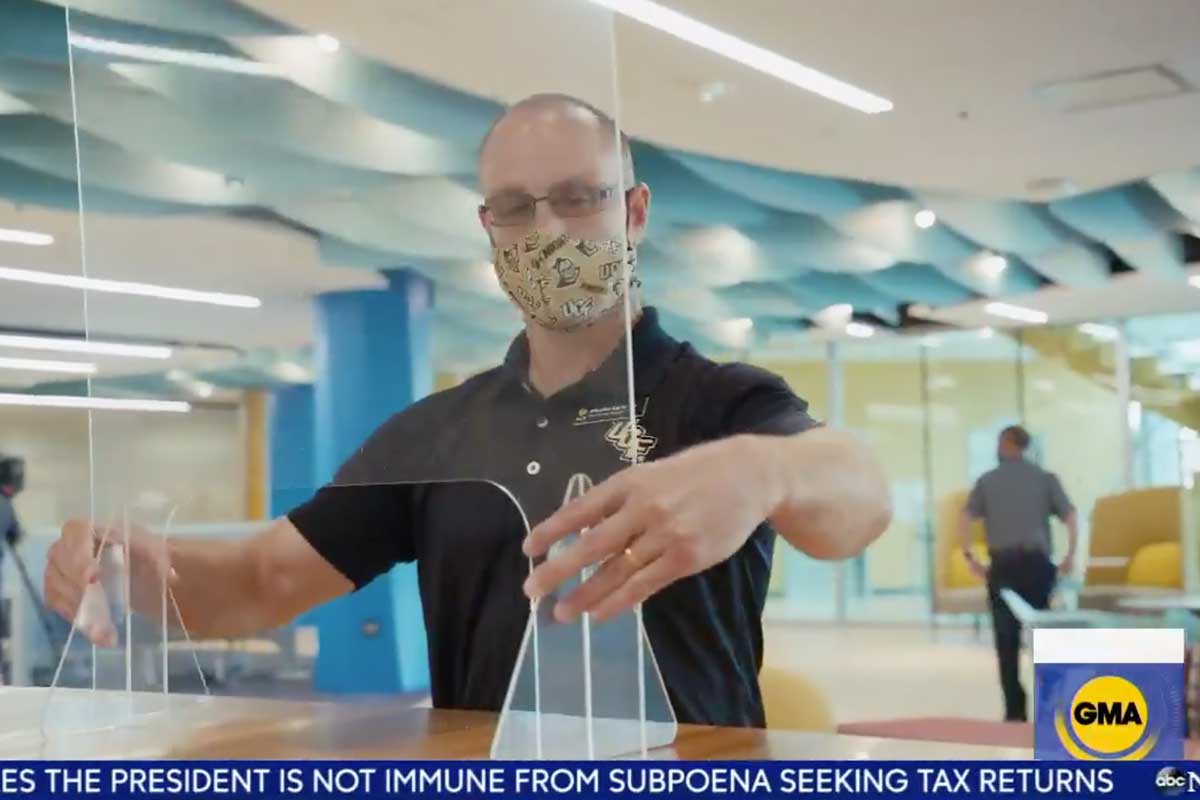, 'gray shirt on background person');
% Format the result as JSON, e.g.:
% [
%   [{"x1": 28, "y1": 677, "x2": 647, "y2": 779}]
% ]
[{"x1": 966, "y1": 457, "x2": 1074, "y2": 555}]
